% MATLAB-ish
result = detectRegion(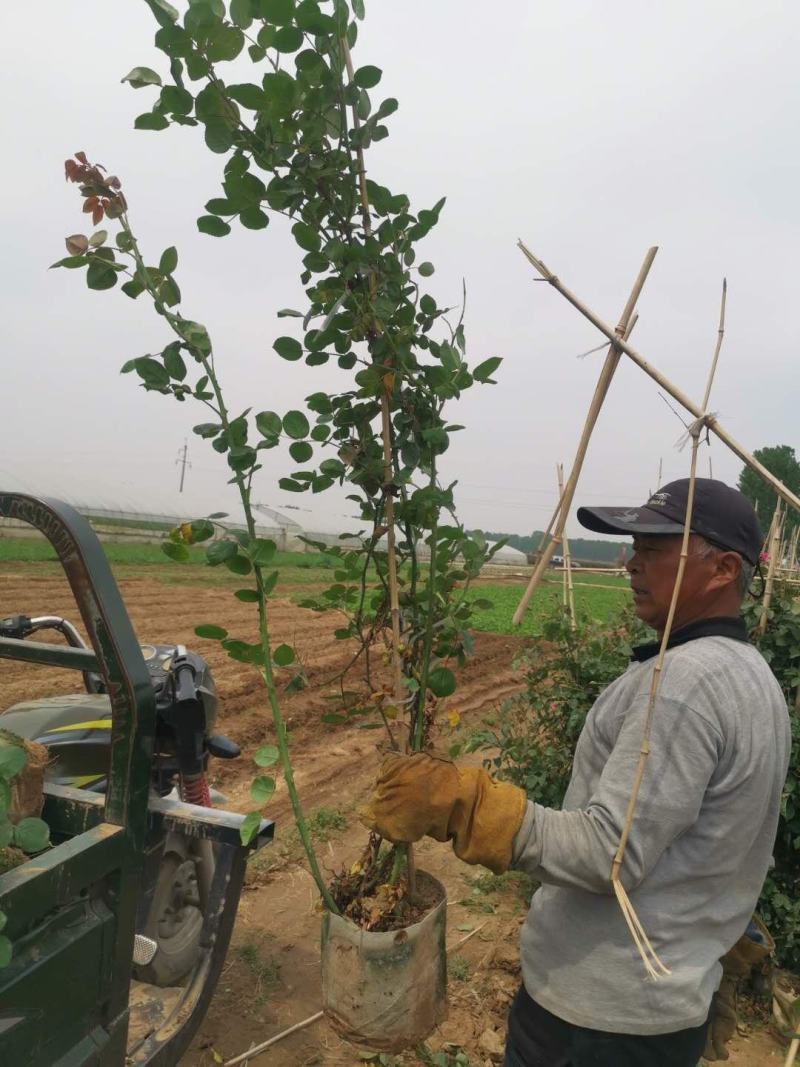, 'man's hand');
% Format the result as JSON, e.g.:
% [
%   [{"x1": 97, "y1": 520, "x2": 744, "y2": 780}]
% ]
[
  {"x1": 703, "y1": 917, "x2": 774, "y2": 1061},
  {"x1": 359, "y1": 752, "x2": 527, "y2": 874}
]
